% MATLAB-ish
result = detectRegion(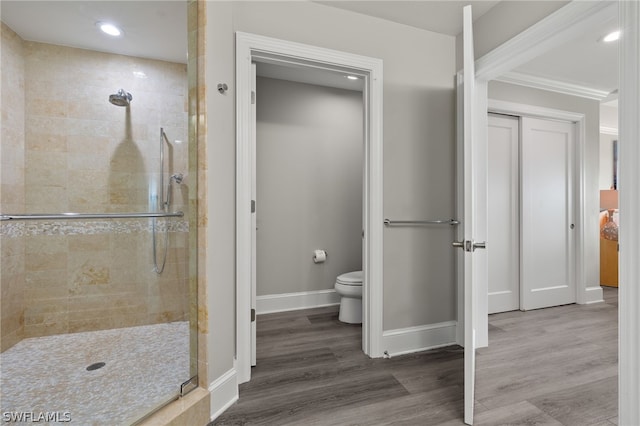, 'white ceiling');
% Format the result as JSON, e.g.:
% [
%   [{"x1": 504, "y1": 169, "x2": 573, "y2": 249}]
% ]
[
  {"x1": 0, "y1": 1, "x2": 188, "y2": 64},
  {"x1": 0, "y1": 1, "x2": 619, "y2": 98}
]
